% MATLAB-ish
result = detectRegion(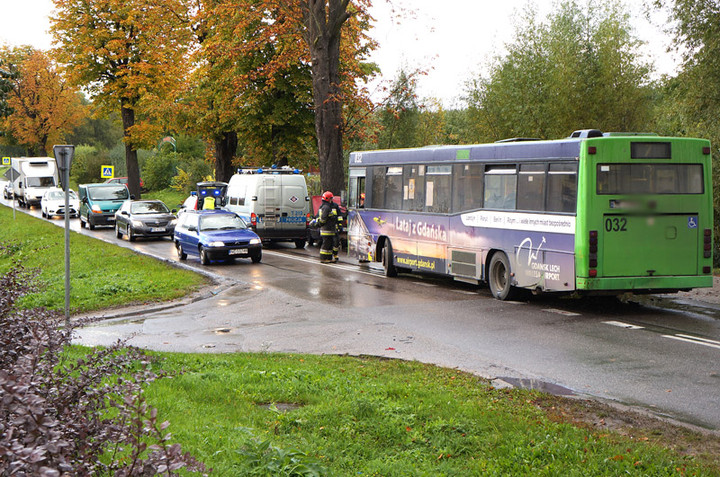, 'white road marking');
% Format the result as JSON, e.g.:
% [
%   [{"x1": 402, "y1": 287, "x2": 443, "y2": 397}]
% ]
[
  {"x1": 602, "y1": 320, "x2": 644, "y2": 330},
  {"x1": 543, "y1": 308, "x2": 581, "y2": 317},
  {"x1": 664, "y1": 334, "x2": 720, "y2": 350}
]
